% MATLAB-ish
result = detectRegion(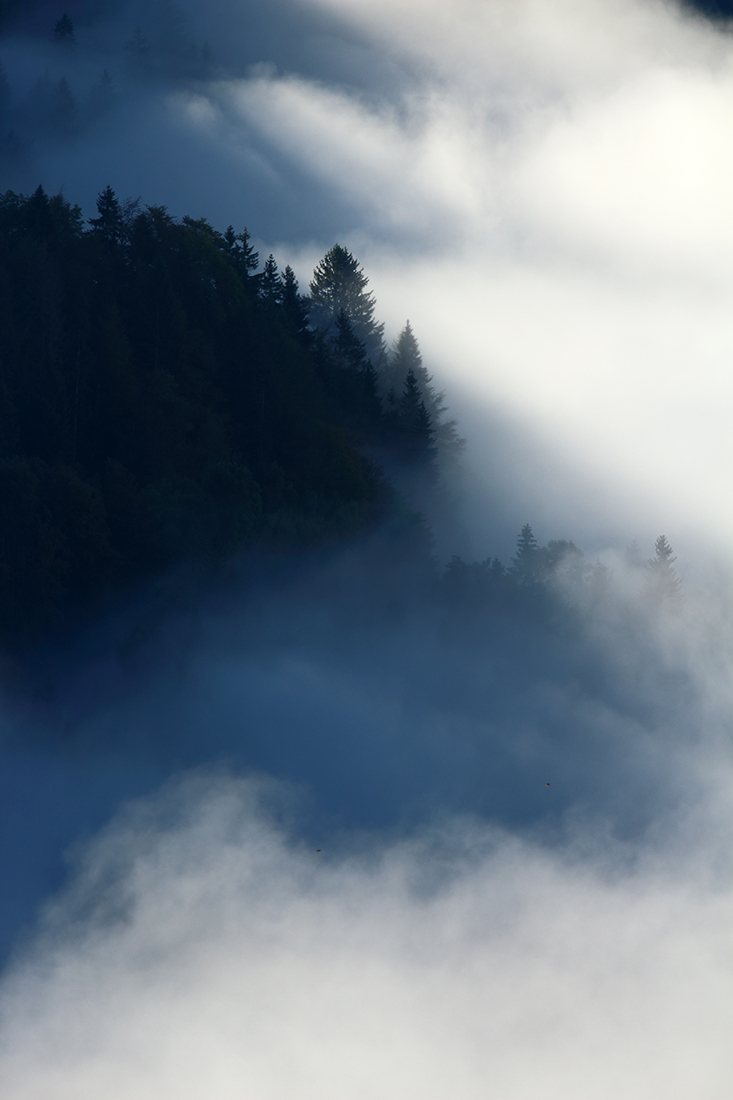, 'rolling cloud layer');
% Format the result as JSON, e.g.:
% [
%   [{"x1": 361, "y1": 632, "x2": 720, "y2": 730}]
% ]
[{"x1": 3, "y1": 1, "x2": 733, "y2": 1096}]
